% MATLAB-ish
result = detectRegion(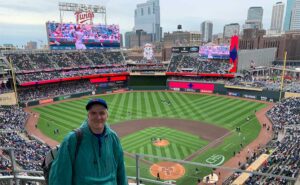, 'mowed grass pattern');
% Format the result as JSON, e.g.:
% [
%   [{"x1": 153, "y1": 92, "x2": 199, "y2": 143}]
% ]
[
  {"x1": 121, "y1": 127, "x2": 208, "y2": 160},
  {"x1": 33, "y1": 92, "x2": 267, "y2": 184},
  {"x1": 33, "y1": 92, "x2": 266, "y2": 142}
]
